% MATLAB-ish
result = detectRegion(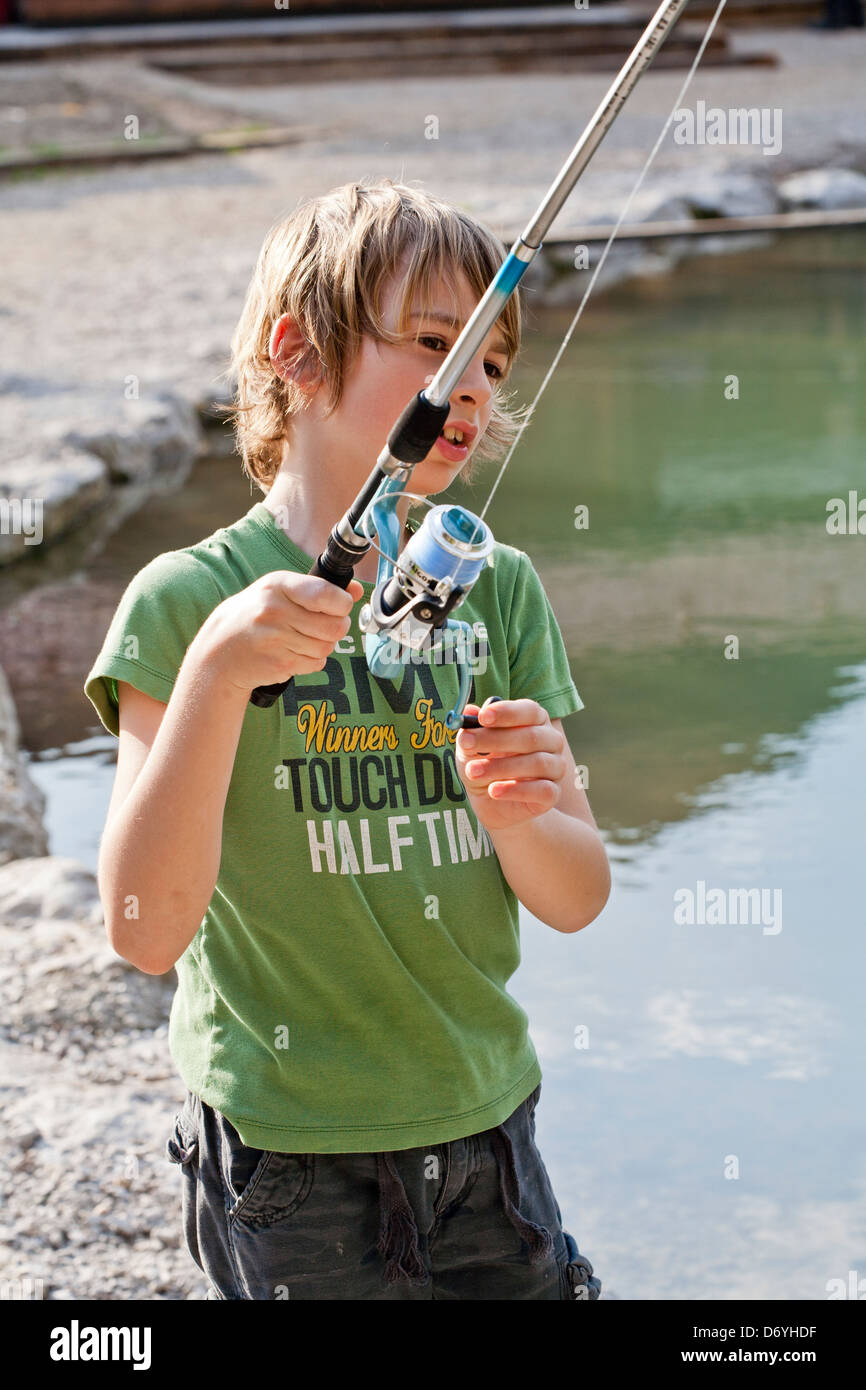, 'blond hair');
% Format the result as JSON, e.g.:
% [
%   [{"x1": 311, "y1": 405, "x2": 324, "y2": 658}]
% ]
[{"x1": 222, "y1": 177, "x2": 526, "y2": 493}]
